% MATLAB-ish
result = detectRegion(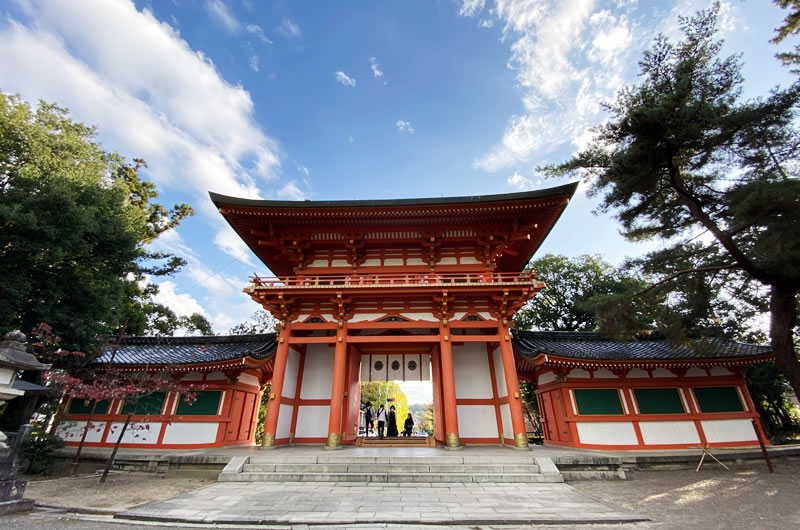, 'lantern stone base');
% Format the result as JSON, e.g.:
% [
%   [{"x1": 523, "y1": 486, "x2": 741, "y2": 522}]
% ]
[{"x1": 0, "y1": 447, "x2": 33, "y2": 514}]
